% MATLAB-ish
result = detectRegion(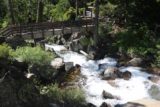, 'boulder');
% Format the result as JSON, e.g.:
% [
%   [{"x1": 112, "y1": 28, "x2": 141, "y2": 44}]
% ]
[
  {"x1": 5, "y1": 35, "x2": 26, "y2": 49},
  {"x1": 122, "y1": 71, "x2": 132, "y2": 80},
  {"x1": 51, "y1": 58, "x2": 64, "y2": 69},
  {"x1": 148, "y1": 76, "x2": 160, "y2": 84},
  {"x1": 102, "y1": 90, "x2": 116, "y2": 99},
  {"x1": 87, "y1": 103, "x2": 96, "y2": 107},
  {"x1": 115, "y1": 102, "x2": 145, "y2": 107},
  {"x1": 147, "y1": 67, "x2": 160, "y2": 75},
  {"x1": 65, "y1": 62, "x2": 74, "y2": 72},
  {"x1": 62, "y1": 64, "x2": 81, "y2": 83},
  {"x1": 148, "y1": 85, "x2": 160, "y2": 100},
  {"x1": 128, "y1": 58, "x2": 143, "y2": 67},
  {"x1": 102, "y1": 67, "x2": 119, "y2": 80},
  {"x1": 100, "y1": 102, "x2": 111, "y2": 107}
]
